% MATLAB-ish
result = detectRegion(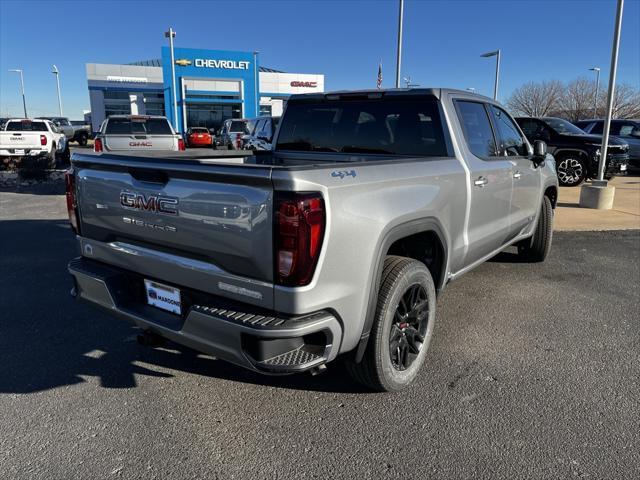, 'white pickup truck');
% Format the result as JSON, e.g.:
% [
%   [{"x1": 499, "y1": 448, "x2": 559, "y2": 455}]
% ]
[
  {"x1": 94, "y1": 115, "x2": 185, "y2": 153},
  {"x1": 0, "y1": 118, "x2": 68, "y2": 168}
]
